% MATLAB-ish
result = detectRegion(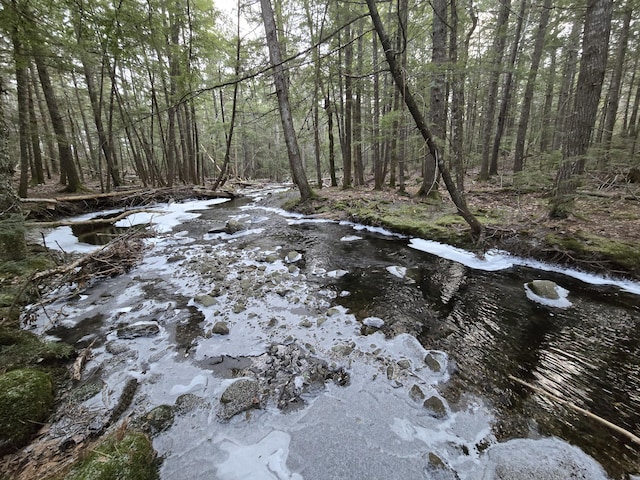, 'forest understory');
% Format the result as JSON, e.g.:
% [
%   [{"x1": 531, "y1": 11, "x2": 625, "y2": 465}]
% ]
[{"x1": 19, "y1": 169, "x2": 640, "y2": 281}]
